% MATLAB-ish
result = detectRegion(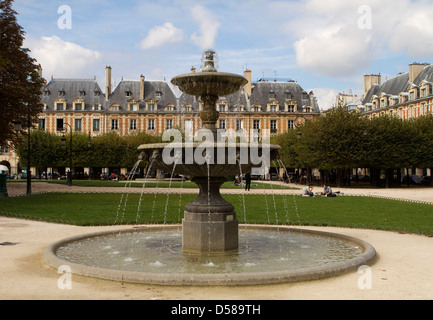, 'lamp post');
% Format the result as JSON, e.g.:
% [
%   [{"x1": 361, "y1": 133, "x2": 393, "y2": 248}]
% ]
[{"x1": 61, "y1": 123, "x2": 73, "y2": 186}]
